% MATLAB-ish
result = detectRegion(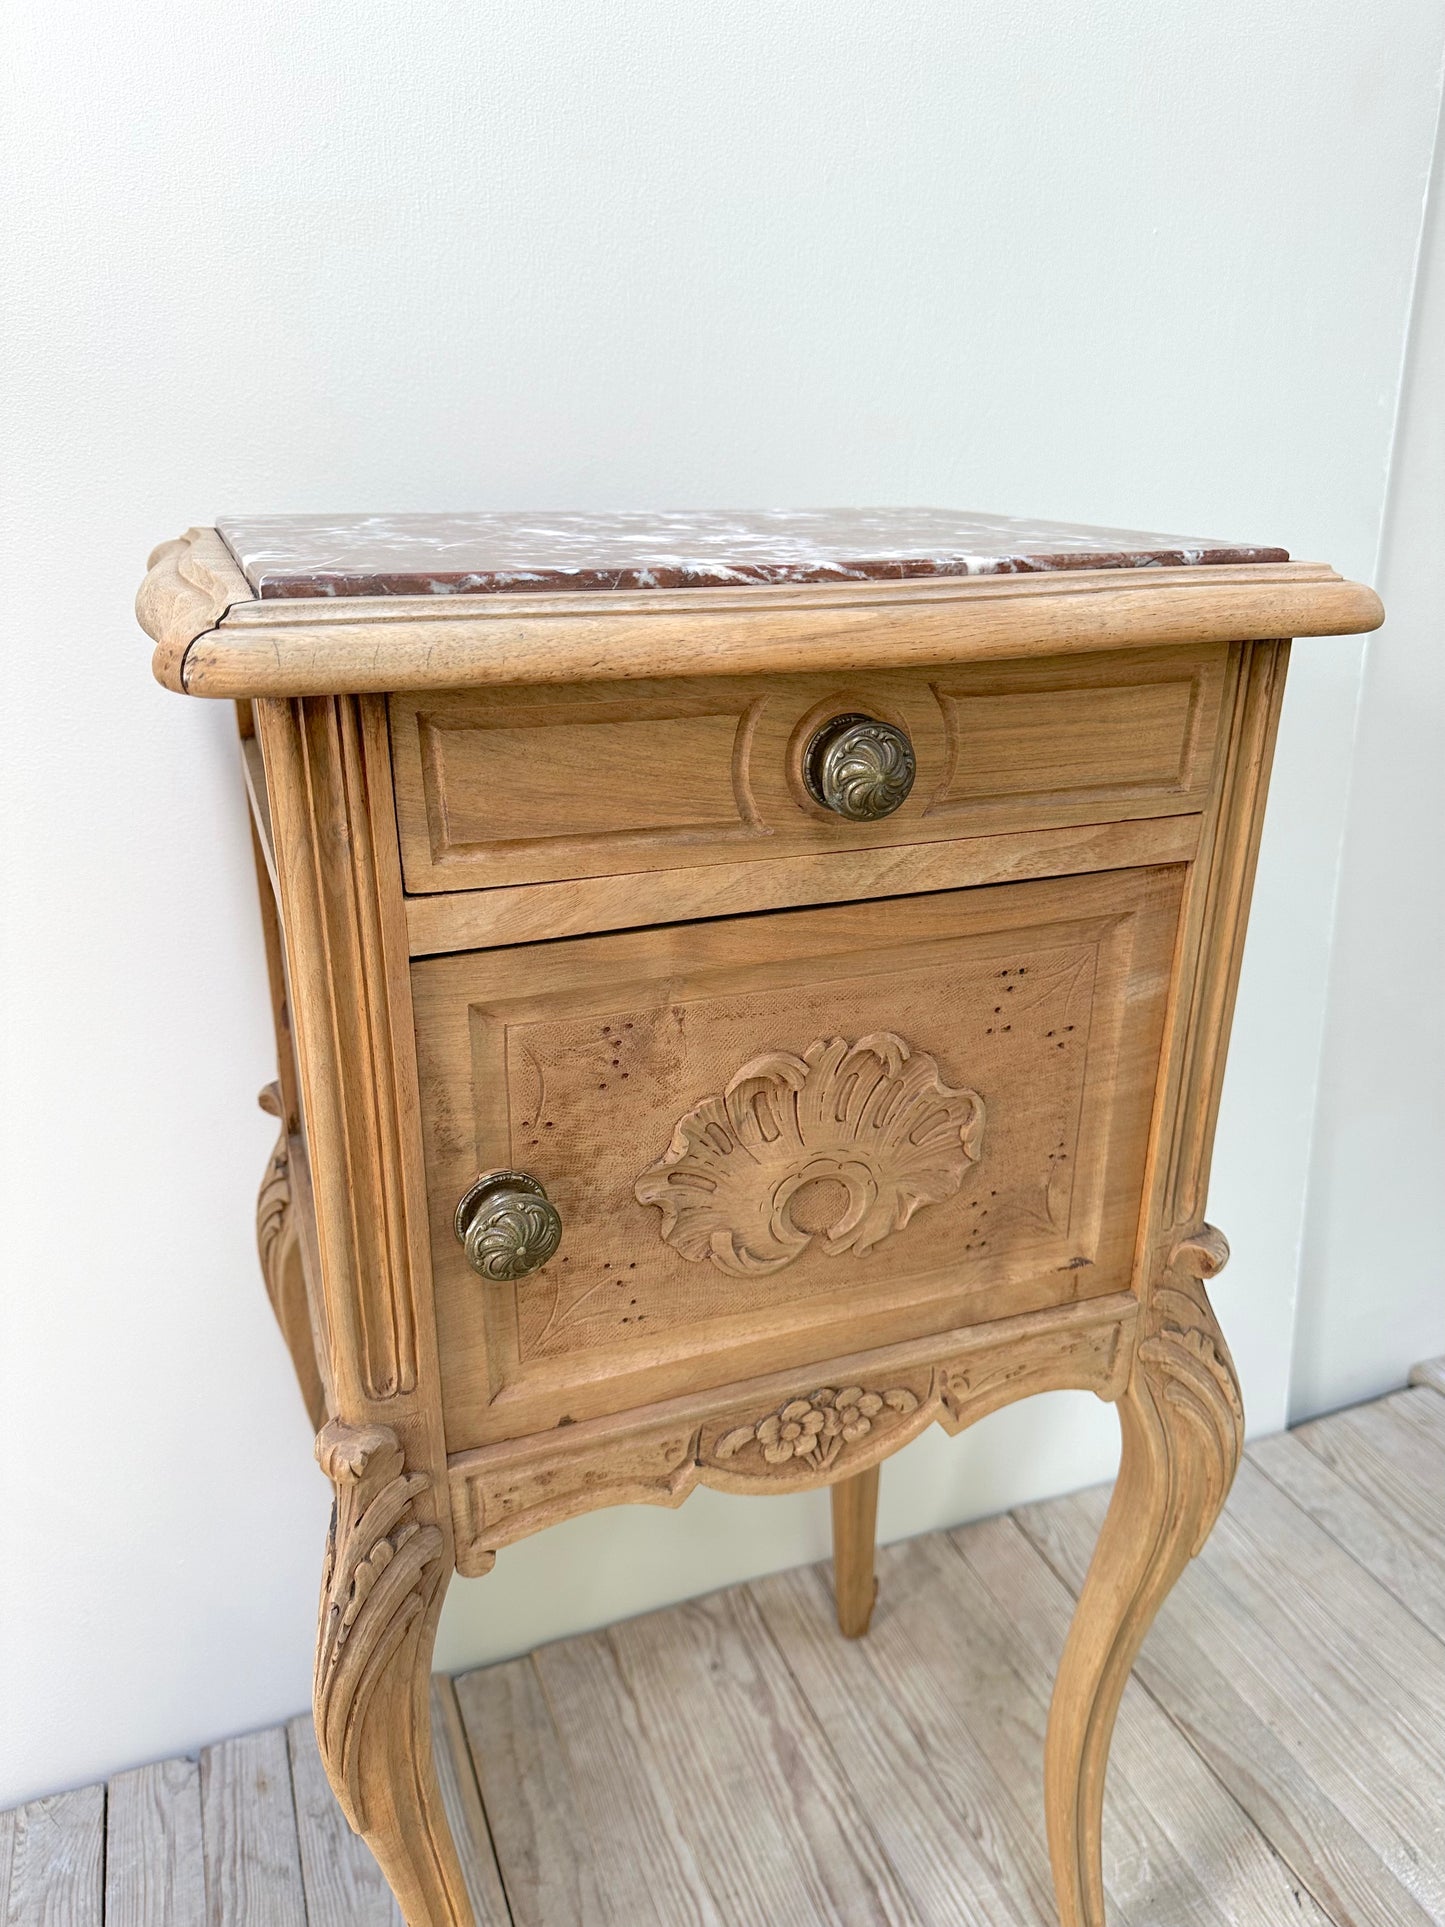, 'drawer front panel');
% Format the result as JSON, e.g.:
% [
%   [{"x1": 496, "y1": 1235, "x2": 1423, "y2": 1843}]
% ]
[
  {"x1": 391, "y1": 646, "x2": 1228, "y2": 893},
  {"x1": 414, "y1": 867, "x2": 1183, "y2": 1451}
]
